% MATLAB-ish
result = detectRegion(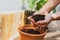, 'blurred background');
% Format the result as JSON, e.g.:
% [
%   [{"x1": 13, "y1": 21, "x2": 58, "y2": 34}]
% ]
[{"x1": 0, "y1": 0, "x2": 60, "y2": 40}]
